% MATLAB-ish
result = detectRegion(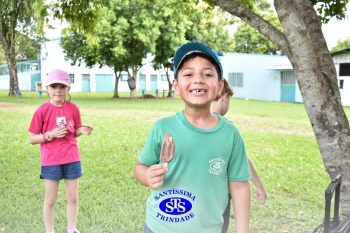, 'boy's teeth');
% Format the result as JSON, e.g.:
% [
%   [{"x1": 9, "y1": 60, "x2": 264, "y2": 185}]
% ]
[{"x1": 192, "y1": 90, "x2": 204, "y2": 93}]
